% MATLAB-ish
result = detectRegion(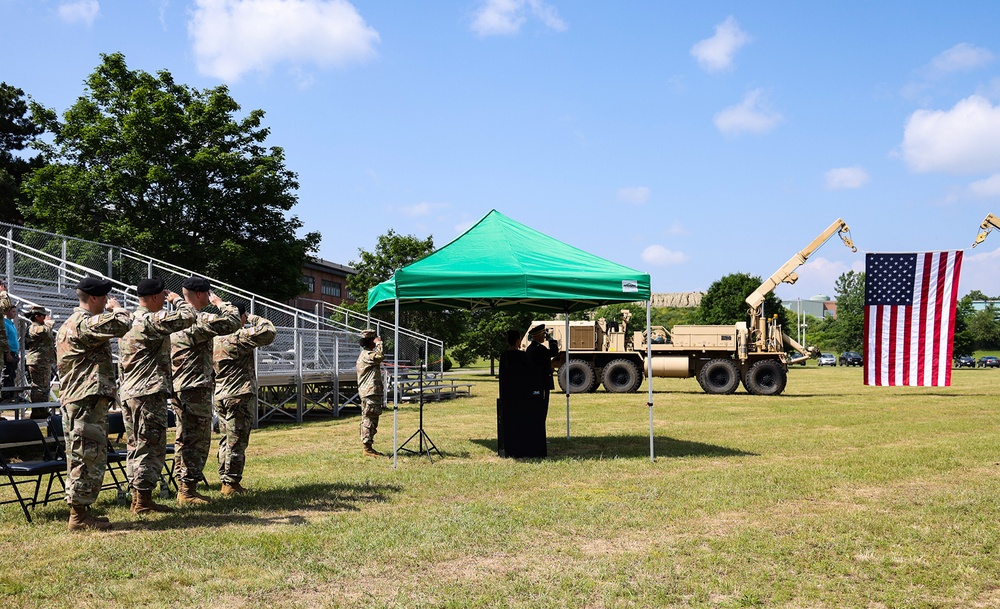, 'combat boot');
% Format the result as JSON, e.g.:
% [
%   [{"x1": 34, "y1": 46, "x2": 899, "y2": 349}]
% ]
[
  {"x1": 68, "y1": 505, "x2": 113, "y2": 531},
  {"x1": 132, "y1": 489, "x2": 176, "y2": 514},
  {"x1": 220, "y1": 481, "x2": 247, "y2": 496},
  {"x1": 363, "y1": 443, "x2": 384, "y2": 457},
  {"x1": 177, "y1": 481, "x2": 211, "y2": 505}
]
